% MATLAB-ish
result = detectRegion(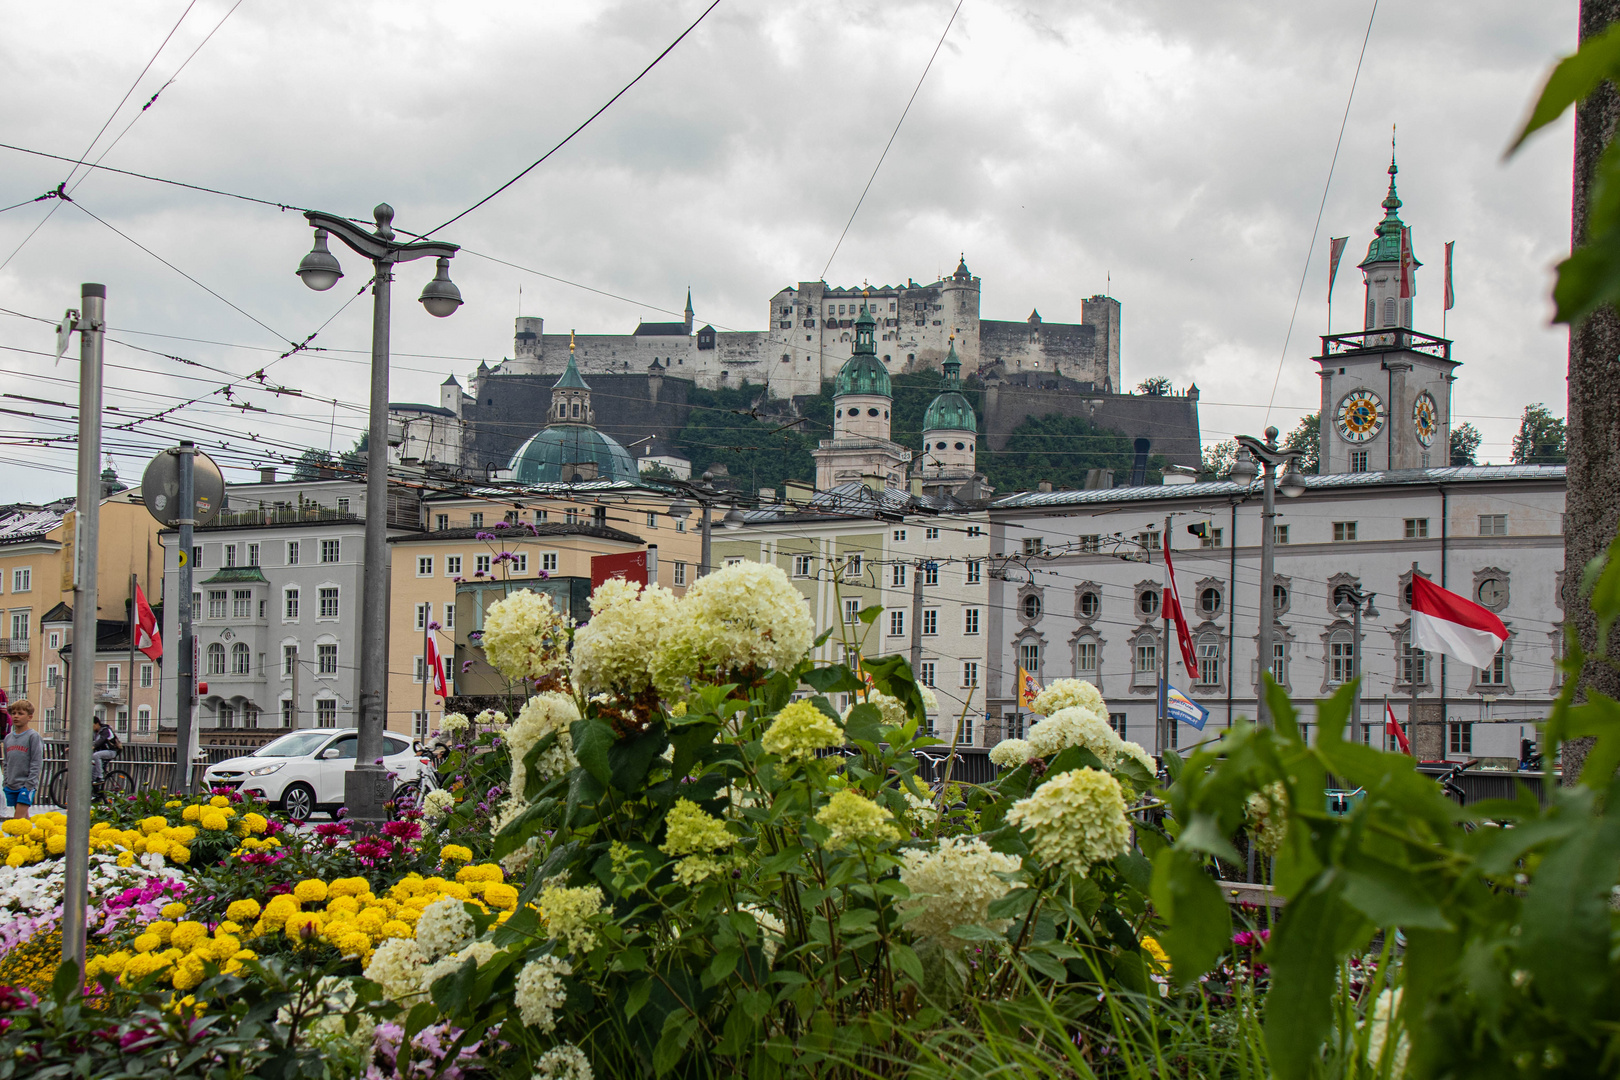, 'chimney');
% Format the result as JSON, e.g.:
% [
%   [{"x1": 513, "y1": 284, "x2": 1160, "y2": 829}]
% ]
[
  {"x1": 259, "y1": 466, "x2": 277, "y2": 484},
  {"x1": 758, "y1": 487, "x2": 776, "y2": 503},
  {"x1": 1037, "y1": 479, "x2": 1053, "y2": 493}
]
